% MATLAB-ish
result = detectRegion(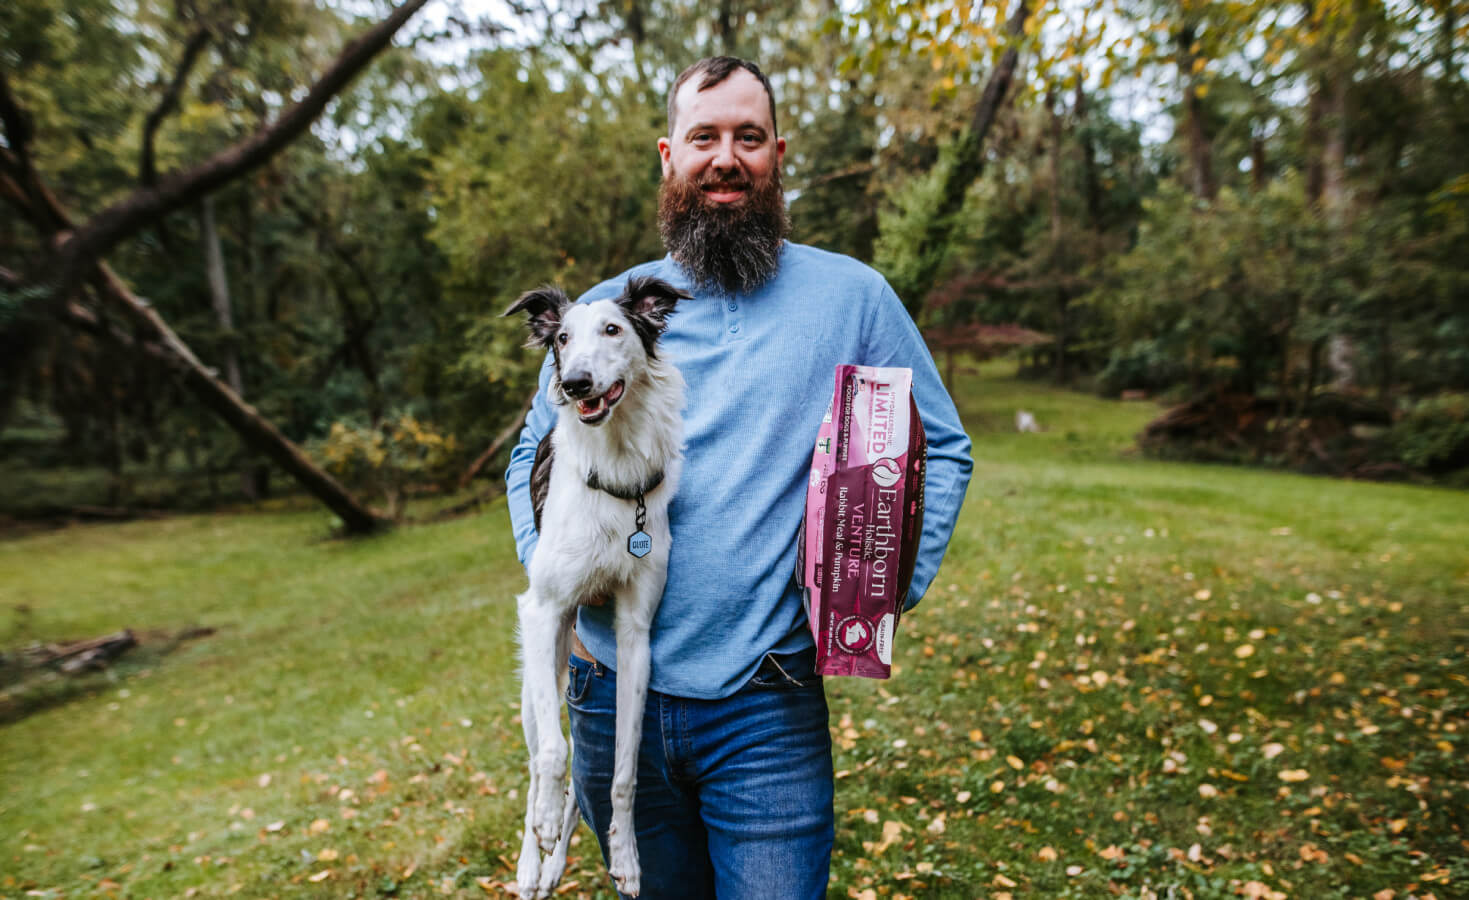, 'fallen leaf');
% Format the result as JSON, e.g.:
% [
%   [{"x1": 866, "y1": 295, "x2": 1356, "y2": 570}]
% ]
[{"x1": 1037, "y1": 846, "x2": 1058, "y2": 861}]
